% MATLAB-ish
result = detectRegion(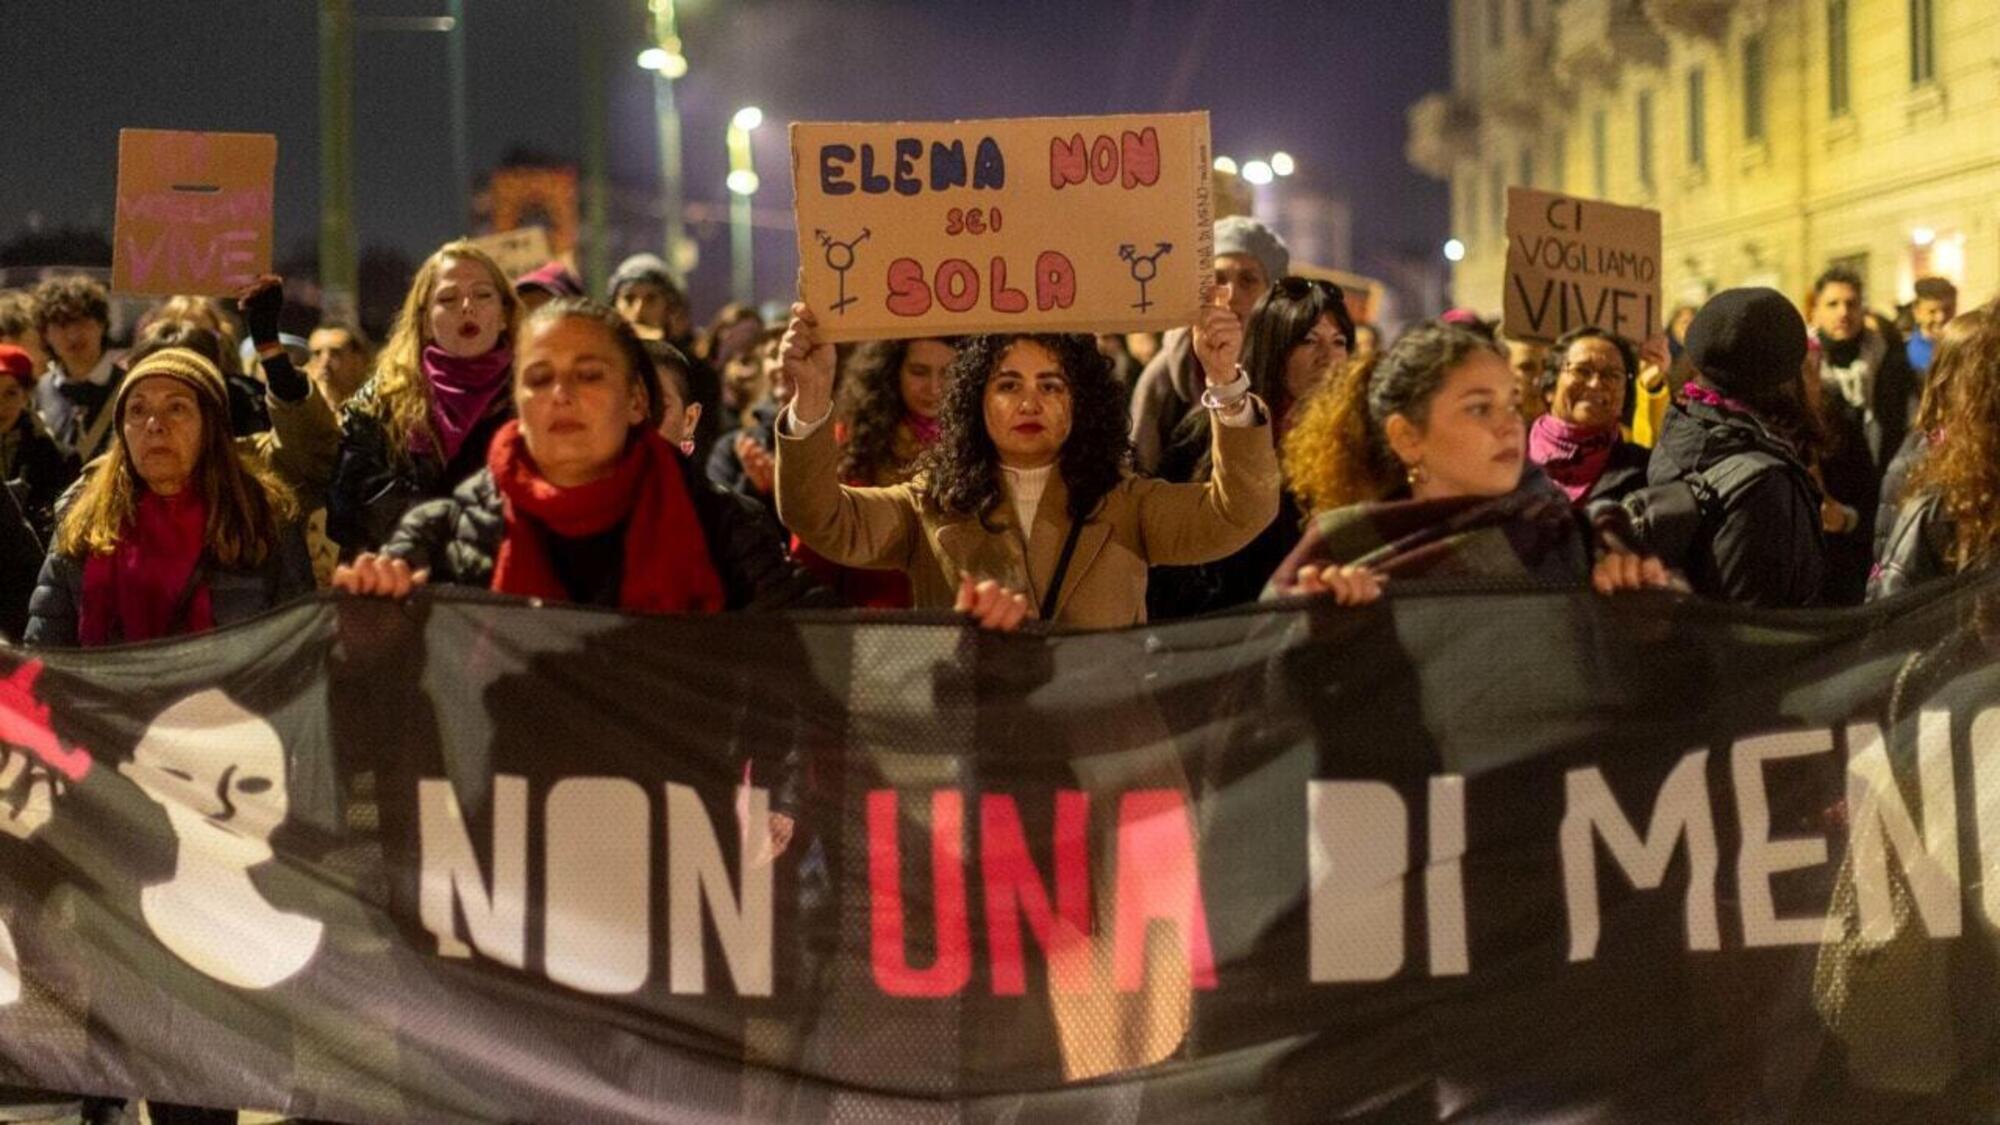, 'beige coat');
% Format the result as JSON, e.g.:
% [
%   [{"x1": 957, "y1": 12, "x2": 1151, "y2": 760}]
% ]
[{"x1": 775, "y1": 407, "x2": 1281, "y2": 628}]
